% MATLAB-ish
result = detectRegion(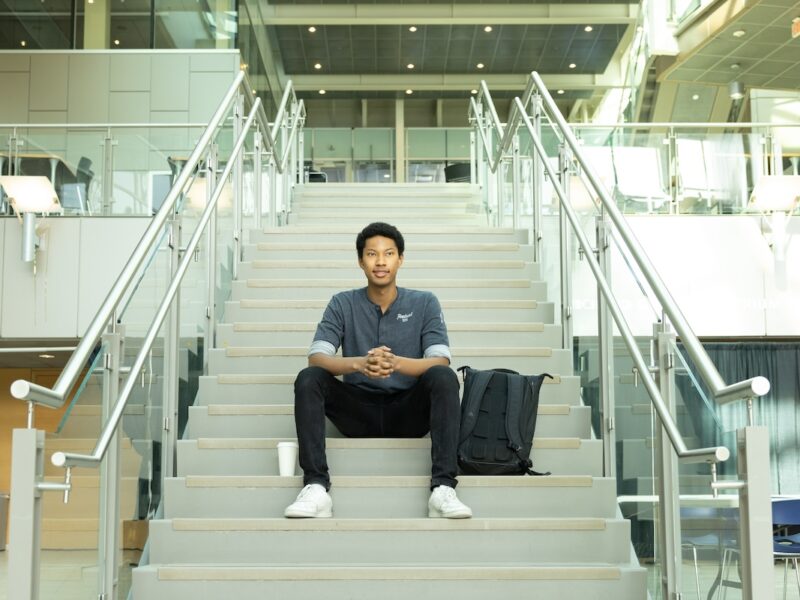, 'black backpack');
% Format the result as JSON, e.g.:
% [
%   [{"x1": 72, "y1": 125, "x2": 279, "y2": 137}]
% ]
[{"x1": 457, "y1": 366, "x2": 553, "y2": 476}]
